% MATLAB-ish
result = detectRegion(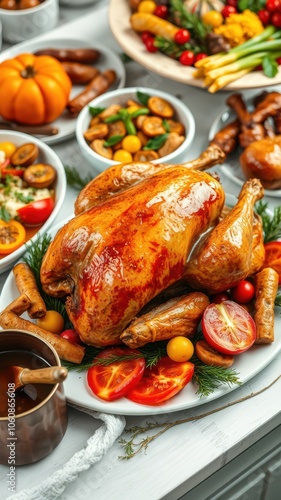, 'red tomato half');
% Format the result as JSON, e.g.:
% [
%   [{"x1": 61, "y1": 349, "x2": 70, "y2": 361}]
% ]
[
  {"x1": 263, "y1": 241, "x2": 281, "y2": 284},
  {"x1": 87, "y1": 347, "x2": 146, "y2": 402},
  {"x1": 202, "y1": 300, "x2": 256, "y2": 355},
  {"x1": 126, "y1": 357, "x2": 194, "y2": 405},
  {"x1": 17, "y1": 197, "x2": 54, "y2": 226}
]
